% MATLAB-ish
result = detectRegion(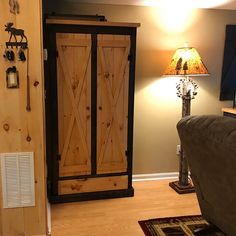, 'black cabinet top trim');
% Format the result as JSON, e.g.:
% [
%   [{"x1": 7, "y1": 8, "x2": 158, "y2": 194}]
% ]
[
  {"x1": 46, "y1": 19, "x2": 140, "y2": 28},
  {"x1": 46, "y1": 24, "x2": 137, "y2": 36}
]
